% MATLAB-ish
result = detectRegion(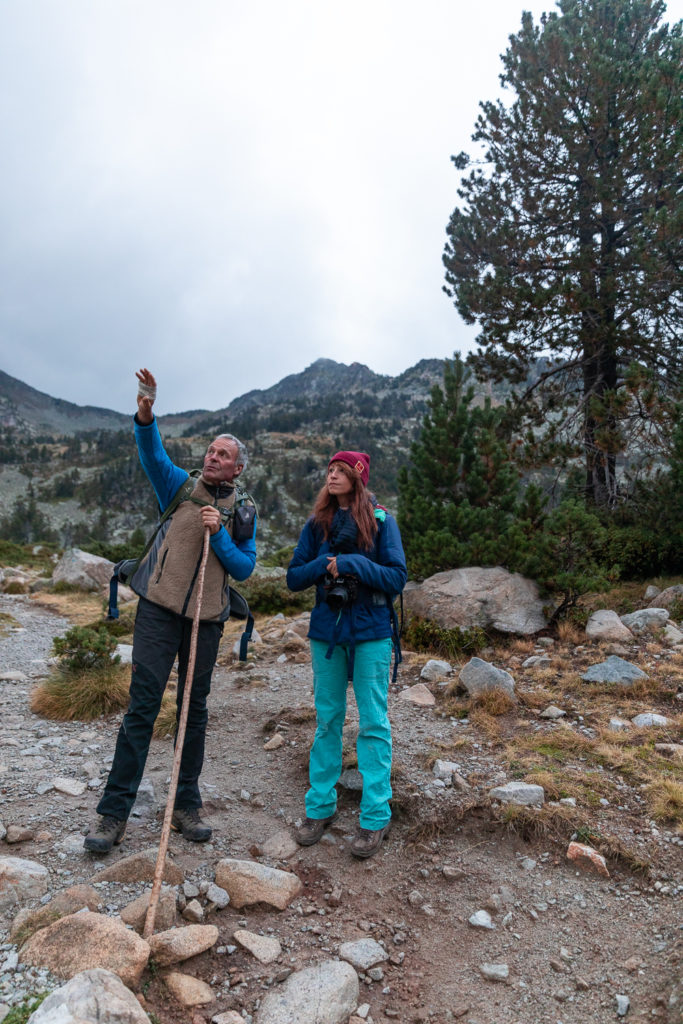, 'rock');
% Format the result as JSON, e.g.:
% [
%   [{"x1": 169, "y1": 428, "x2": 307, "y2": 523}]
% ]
[
  {"x1": 0, "y1": 670, "x2": 28, "y2": 682},
  {"x1": 586, "y1": 610, "x2": 634, "y2": 642},
  {"x1": 581, "y1": 656, "x2": 648, "y2": 685},
  {"x1": 19, "y1": 911, "x2": 150, "y2": 989},
  {"x1": 403, "y1": 566, "x2": 547, "y2": 634},
  {"x1": 259, "y1": 831, "x2": 299, "y2": 860},
  {"x1": 53, "y1": 777, "x2": 88, "y2": 797},
  {"x1": 420, "y1": 659, "x2": 453, "y2": 682},
  {"x1": 182, "y1": 899, "x2": 204, "y2": 923},
  {"x1": 254, "y1": 960, "x2": 359, "y2": 1024},
  {"x1": 522, "y1": 655, "x2": 551, "y2": 668},
  {"x1": 648, "y1": 584, "x2": 683, "y2": 610},
  {"x1": 566, "y1": 842, "x2": 609, "y2": 878},
  {"x1": 338, "y1": 769, "x2": 364, "y2": 791},
  {"x1": 469, "y1": 910, "x2": 495, "y2": 929},
  {"x1": 264, "y1": 733, "x2": 285, "y2": 750},
  {"x1": 654, "y1": 744, "x2": 683, "y2": 760},
  {"x1": 10, "y1": 884, "x2": 100, "y2": 945},
  {"x1": 339, "y1": 937, "x2": 388, "y2": 970},
  {"x1": 459, "y1": 658, "x2": 515, "y2": 697},
  {"x1": 632, "y1": 712, "x2": 669, "y2": 728},
  {"x1": 398, "y1": 683, "x2": 435, "y2": 706},
  {"x1": 663, "y1": 623, "x2": 683, "y2": 644},
  {"x1": 130, "y1": 777, "x2": 156, "y2": 818},
  {"x1": 479, "y1": 963, "x2": 509, "y2": 981},
  {"x1": 432, "y1": 759, "x2": 460, "y2": 780},
  {"x1": 489, "y1": 781, "x2": 544, "y2": 807},
  {"x1": 26, "y1": 967, "x2": 149, "y2": 1023},
  {"x1": 205, "y1": 883, "x2": 230, "y2": 909},
  {"x1": 616, "y1": 993, "x2": 630, "y2": 1016},
  {"x1": 0, "y1": 856, "x2": 49, "y2": 912},
  {"x1": 609, "y1": 717, "x2": 631, "y2": 732},
  {"x1": 215, "y1": 859, "x2": 302, "y2": 910},
  {"x1": 212, "y1": 1014, "x2": 246, "y2": 1024},
  {"x1": 163, "y1": 971, "x2": 215, "y2": 1006},
  {"x1": 52, "y1": 548, "x2": 115, "y2": 591},
  {"x1": 93, "y1": 847, "x2": 183, "y2": 885},
  {"x1": 114, "y1": 644, "x2": 134, "y2": 664},
  {"x1": 539, "y1": 705, "x2": 566, "y2": 719},
  {"x1": 234, "y1": 928, "x2": 282, "y2": 963},
  {"x1": 148, "y1": 924, "x2": 219, "y2": 966},
  {"x1": 120, "y1": 887, "x2": 177, "y2": 934},
  {"x1": 5, "y1": 824, "x2": 34, "y2": 843},
  {"x1": 620, "y1": 608, "x2": 670, "y2": 634},
  {"x1": 644, "y1": 585, "x2": 661, "y2": 601}
]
